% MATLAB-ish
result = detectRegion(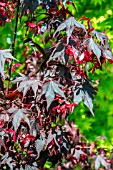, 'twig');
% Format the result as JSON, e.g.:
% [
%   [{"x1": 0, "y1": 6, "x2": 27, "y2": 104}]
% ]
[
  {"x1": 12, "y1": 0, "x2": 20, "y2": 58},
  {"x1": 5, "y1": 0, "x2": 20, "y2": 95}
]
